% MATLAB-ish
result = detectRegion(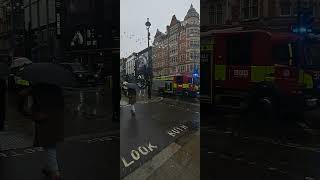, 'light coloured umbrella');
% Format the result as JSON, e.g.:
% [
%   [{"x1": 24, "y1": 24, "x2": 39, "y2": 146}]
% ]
[
  {"x1": 10, "y1": 57, "x2": 32, "y2": 69},
  {"x1": 126, "y1": 82, "x2": 138, "y2": 90}
]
